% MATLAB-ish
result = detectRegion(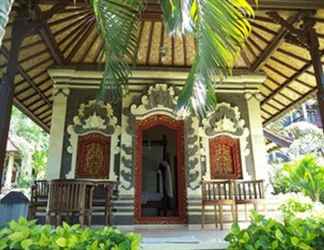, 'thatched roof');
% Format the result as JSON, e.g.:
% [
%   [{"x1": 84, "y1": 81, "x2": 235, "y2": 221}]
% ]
[{"x1": 1, "y1": 0, "x2": 324, "y2": 132}]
